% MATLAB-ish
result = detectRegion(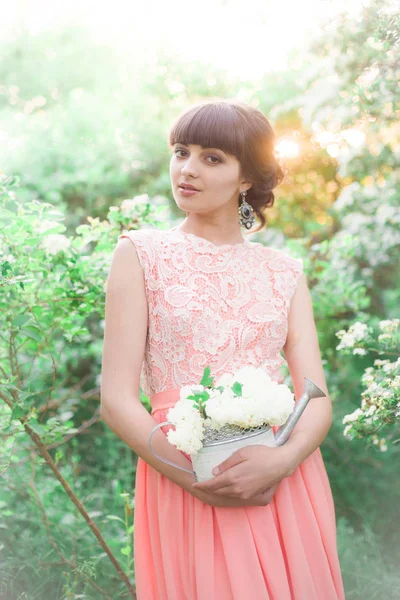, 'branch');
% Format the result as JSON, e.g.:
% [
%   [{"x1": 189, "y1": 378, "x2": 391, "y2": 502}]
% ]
[
  {"x1": 29, "y1": 475, "x2": 113, "y2": 600},
  {"x1": 0, "y1": 390, "x2": 136, "y2": 599}
]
